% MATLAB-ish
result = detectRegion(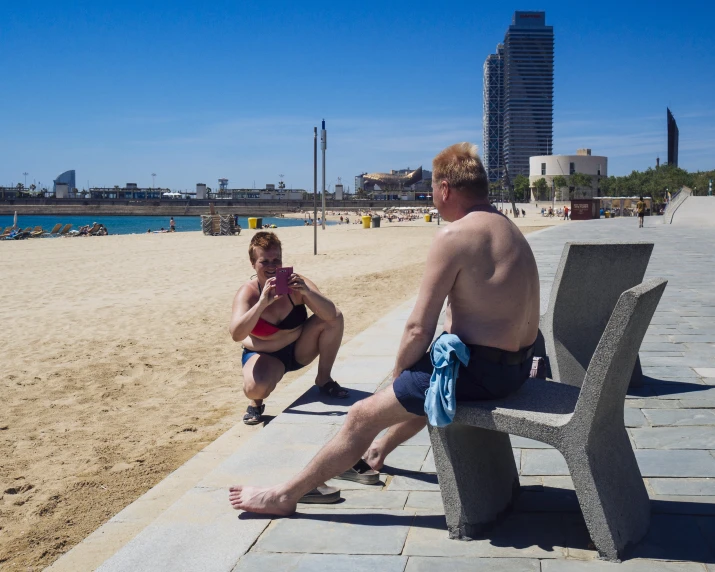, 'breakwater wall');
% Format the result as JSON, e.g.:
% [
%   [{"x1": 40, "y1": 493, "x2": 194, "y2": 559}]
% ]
[{"x1": 0, "y1": 199, "x2": 433, "y2": 217}]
